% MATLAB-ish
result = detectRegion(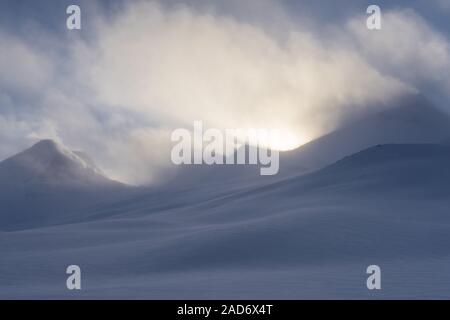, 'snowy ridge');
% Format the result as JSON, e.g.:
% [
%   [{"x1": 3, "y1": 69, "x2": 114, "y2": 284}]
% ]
[
  {"x1": 0, "y1": 140, "x2": 131, "y2": 231},
  {"x1": 0, "y1": 139, "x2": 119, "y2": 187}
]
